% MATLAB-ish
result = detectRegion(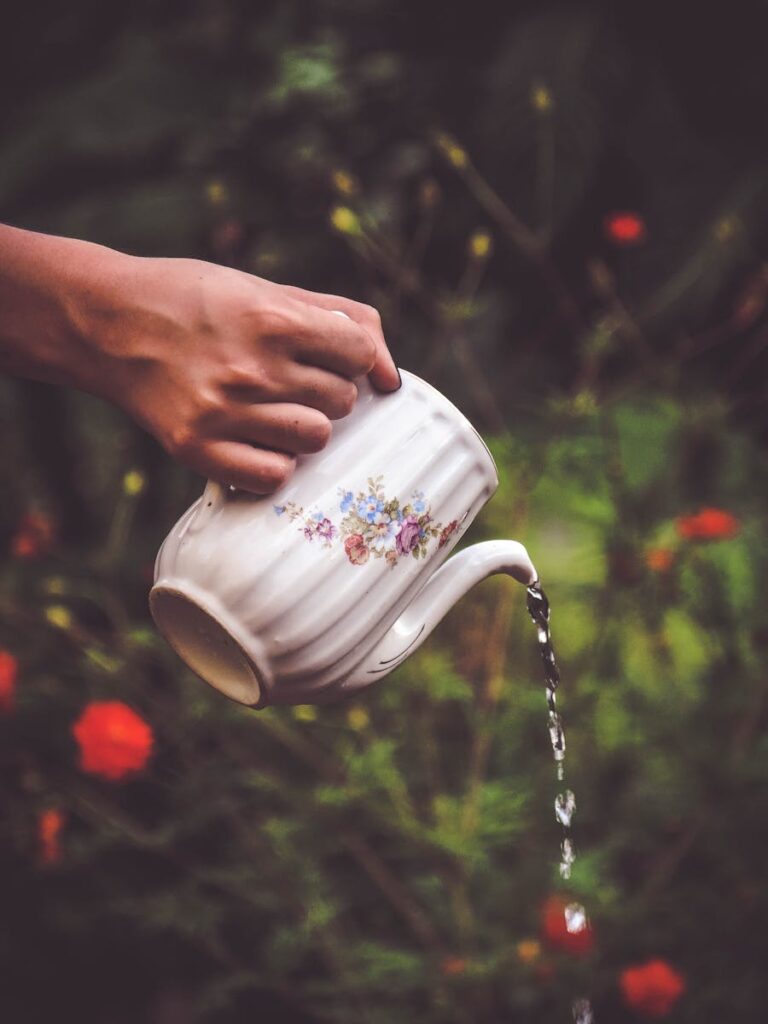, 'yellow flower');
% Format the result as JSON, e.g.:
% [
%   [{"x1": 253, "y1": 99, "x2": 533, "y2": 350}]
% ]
[
  {"x1": 572, "y1": 389, "x2": 598, "y2": 416},
  {"x1": 329, "y1": 206, "x2": 362, "y2": 236},
  {"x1": 46, "y1": 605, "x2": 73, "y2": 631},
  {"x1": 293, "y1": 705, "x2": 318, "y2": 723},
  {"x1": 123, "y1": 469, "x2": 146, "y2": 497},
  {"x1": 206, "y1": 180, "x2": 227, "y2": 205},
  {"x1": 516, "y1": 938, "x2": 542, "y2": 964},
  {"x1": 253, "y1": 248, "x2": 281, "y2": 274},
  {"x1": 332, "y1": 169, "x2": 358, "y2": 196},
  {"x1": 469, "y1": 230, "x2": 493, "y2": 259},
  {"x1": 346, "y1": 705, "x2": 370, "y2": 731},
  {"x1": 487, "y1": 675, "x2": 504, "y2": 701},
  {"x1": 531, "y1": 83, "x2": 553, "y2": 112},
  {"x1": 434, "y1": 132, "x2": 468, "y2": 169}
]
